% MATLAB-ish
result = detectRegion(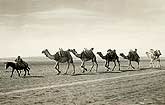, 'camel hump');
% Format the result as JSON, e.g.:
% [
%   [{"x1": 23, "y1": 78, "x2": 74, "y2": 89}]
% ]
[
  {"x1": 128, "y1": 49, "x2": 140, "y2": 59},
  {"x1": 83, "y1": 48, "x2": 95, "y2": 58},
  {"x1": 154, "y1": 50, "x2": 161, "y2": 57},
  {"x1": 57, "y1": 50, "x2": 70, "y2": 58}
]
